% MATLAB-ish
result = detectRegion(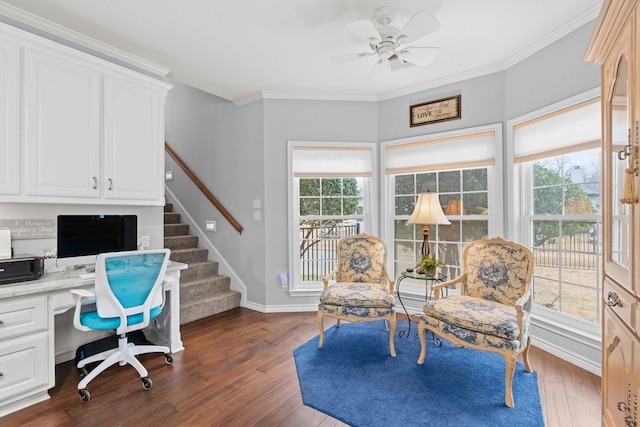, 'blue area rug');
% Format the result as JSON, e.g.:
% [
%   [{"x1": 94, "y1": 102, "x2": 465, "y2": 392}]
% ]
[{"x1": 294, "y1": 320, "x2": 544, "y2": 427}]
